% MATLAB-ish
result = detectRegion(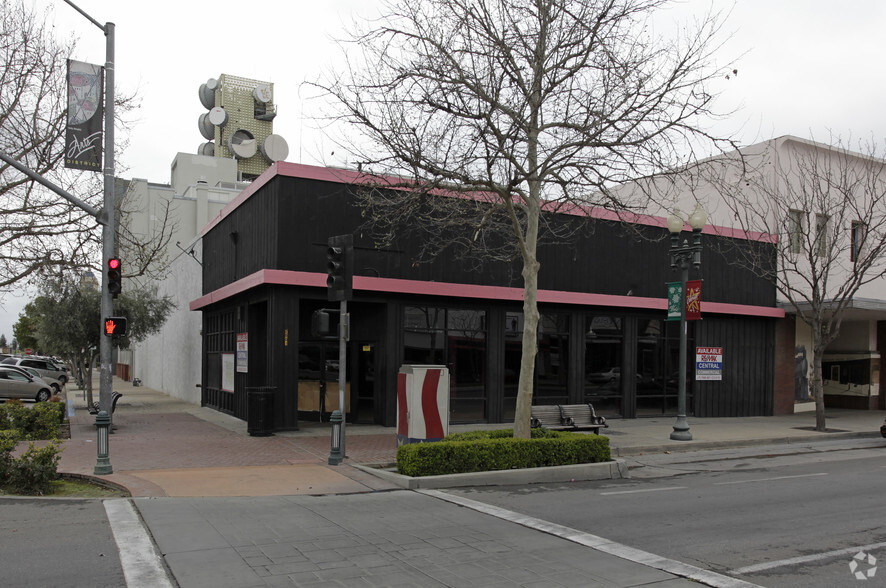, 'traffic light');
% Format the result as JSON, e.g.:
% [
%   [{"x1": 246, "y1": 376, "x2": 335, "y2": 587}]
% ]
[
  {"x1": 104, "y1": 316, "x2": 128, "y2": 338},
  {"x1": 326, "y1": 235, "x2": 353, "y2": 301},
  {"x1": 107, "y1": 257, "x2": 122, "y2": 297},
  {"x1": 311, "y1": 309, "x2": 338, "y2": 338}
]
